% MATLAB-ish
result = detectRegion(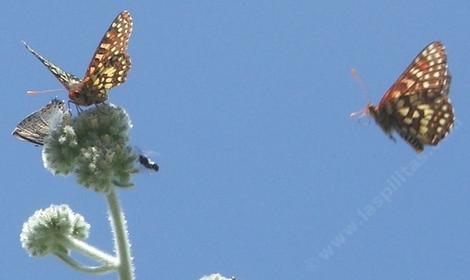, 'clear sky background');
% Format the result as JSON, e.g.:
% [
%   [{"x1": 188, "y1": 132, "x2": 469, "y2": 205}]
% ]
[{"x1": 2, "y1": 1, "x2": 470, "y2": 279}]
